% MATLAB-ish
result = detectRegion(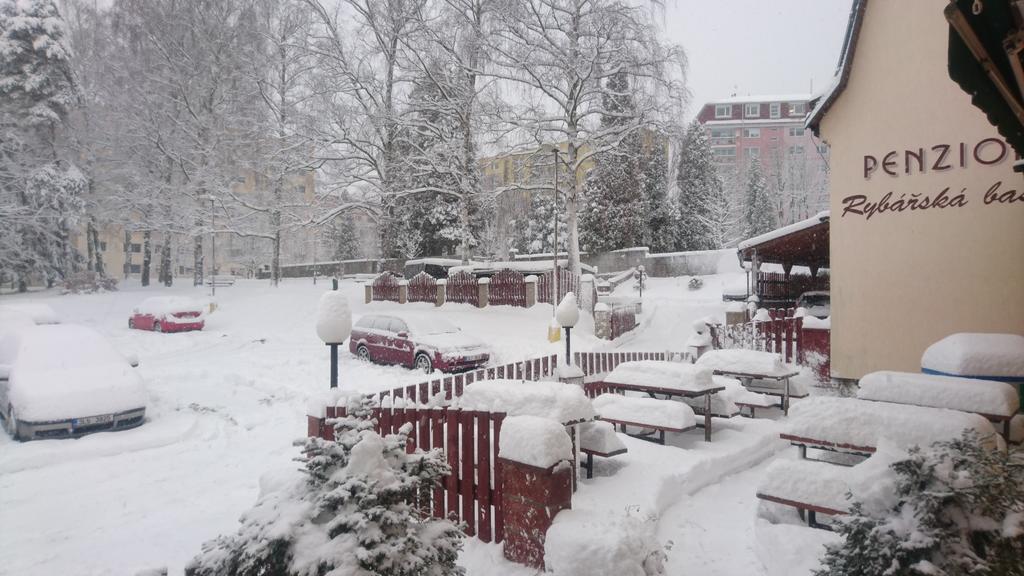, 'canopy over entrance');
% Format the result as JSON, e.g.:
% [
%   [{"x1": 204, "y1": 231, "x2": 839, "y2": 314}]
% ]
[{"x1": 738, "y1": 212, "x2": 830, "y2": 274}]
